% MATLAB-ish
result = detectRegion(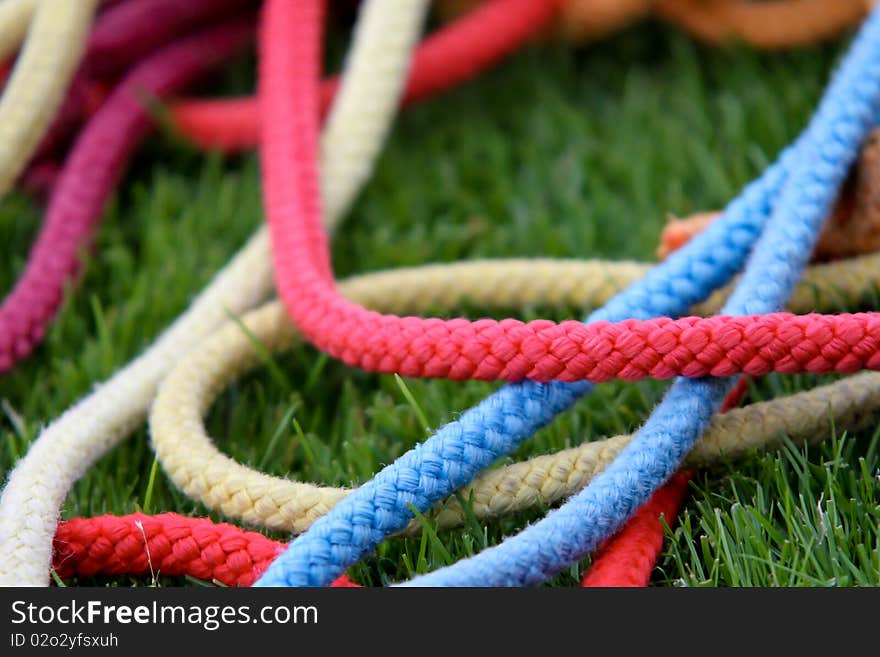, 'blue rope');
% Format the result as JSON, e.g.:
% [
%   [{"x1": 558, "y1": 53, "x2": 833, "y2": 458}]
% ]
[{"x1": 255, "y1": 8, "x2": 880, "y2": 587}]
